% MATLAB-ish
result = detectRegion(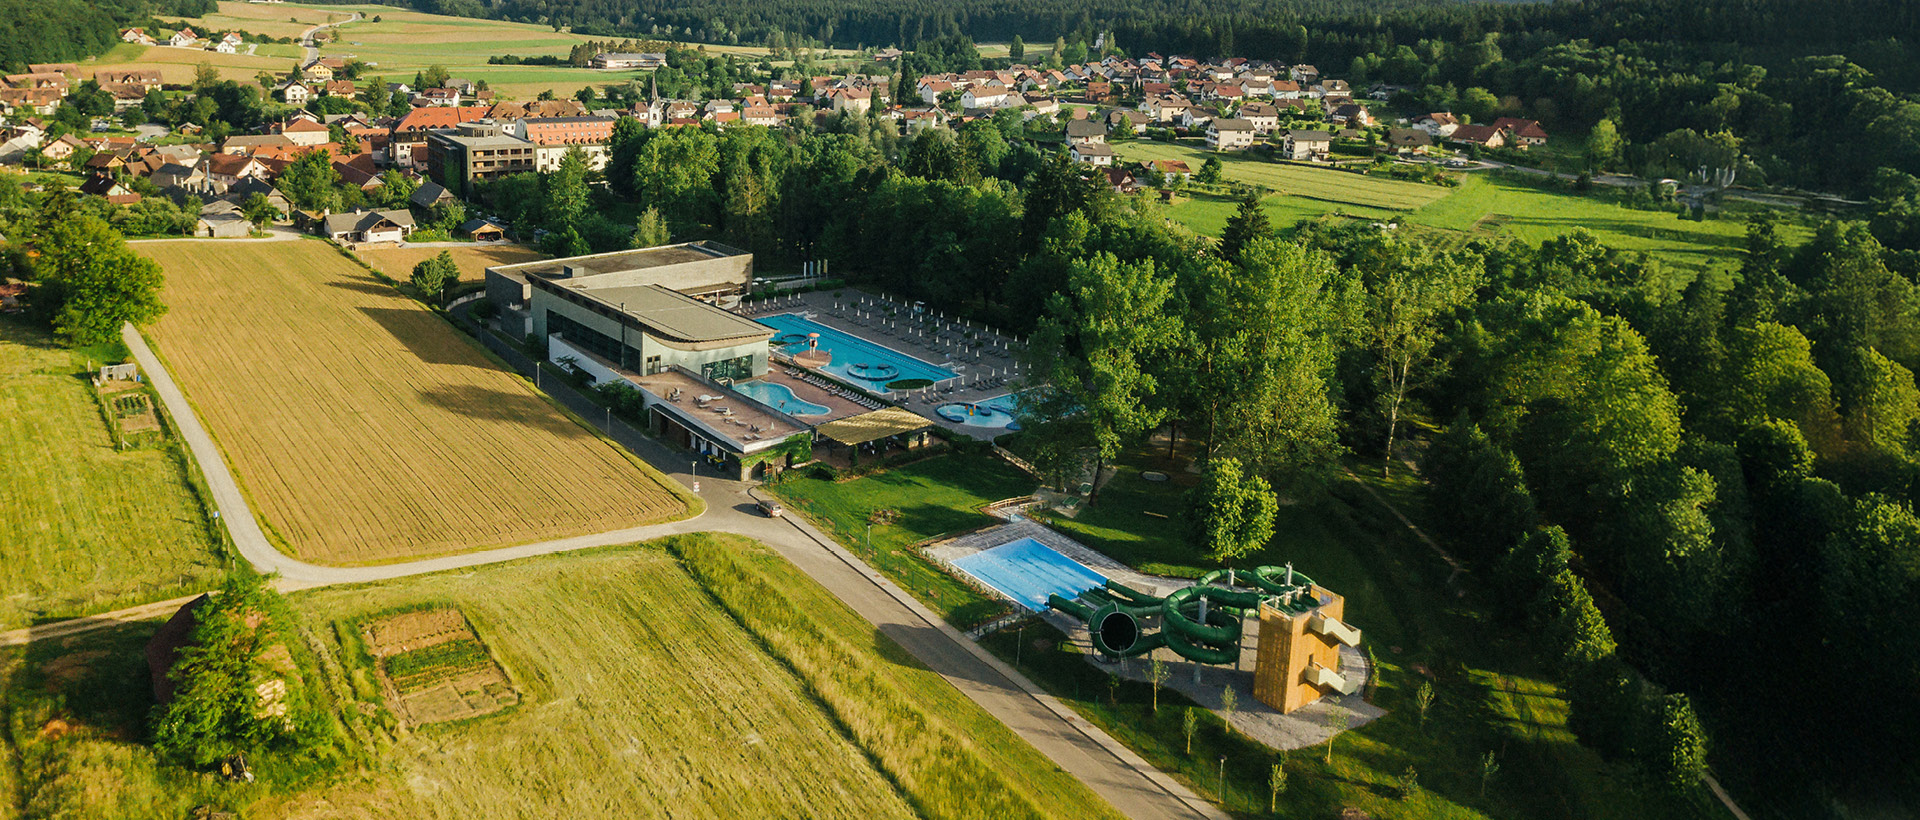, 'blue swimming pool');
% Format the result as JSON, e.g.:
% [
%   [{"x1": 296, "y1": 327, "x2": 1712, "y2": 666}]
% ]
[
  {"x1": 734, "y1": 381, "x2": 831, "y2": 416},
  {"x1": 758, "y1": 313, "x2": 958, "y2": 387},
  {"x1": 949, "y1": 537, "x2": 1107, "y2": 611}
]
